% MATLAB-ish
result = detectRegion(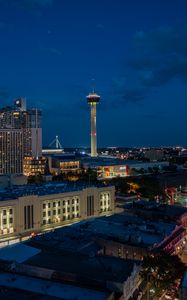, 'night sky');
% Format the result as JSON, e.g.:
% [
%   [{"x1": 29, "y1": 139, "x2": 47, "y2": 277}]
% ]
[{"x1": 0, "y1": 0, "x2": 187, "y2": 147}]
